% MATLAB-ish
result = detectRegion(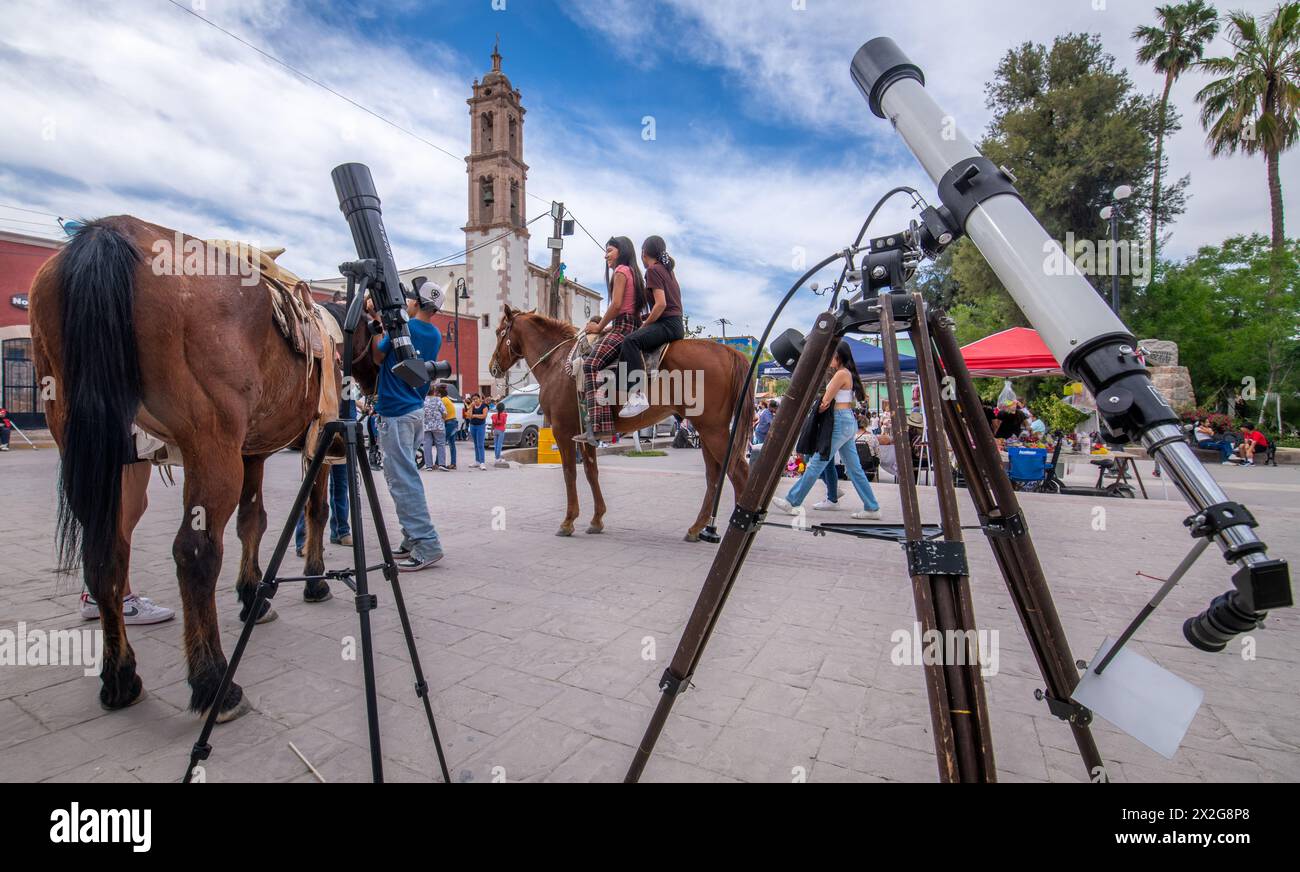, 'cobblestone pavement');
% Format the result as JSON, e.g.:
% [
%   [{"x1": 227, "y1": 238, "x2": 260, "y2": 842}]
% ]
[{"x1": 1, "y1": 446, "x2": 1297, "y2": 783}]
